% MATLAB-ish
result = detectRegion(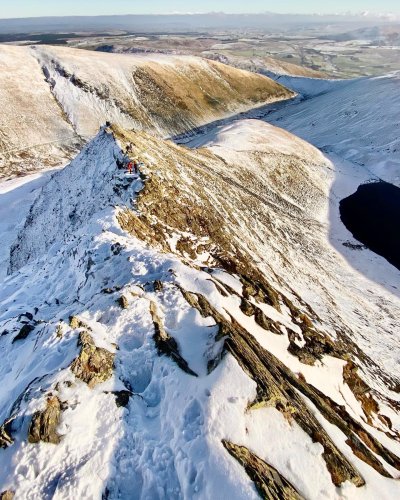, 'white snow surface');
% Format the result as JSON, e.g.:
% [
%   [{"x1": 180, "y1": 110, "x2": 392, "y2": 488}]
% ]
[
  {"x1": 0, "y1": 169, "x2": 59, "y2": 280},
  {"x1": 267, "y1": 72, "x2": 400, "y2": 185}
]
